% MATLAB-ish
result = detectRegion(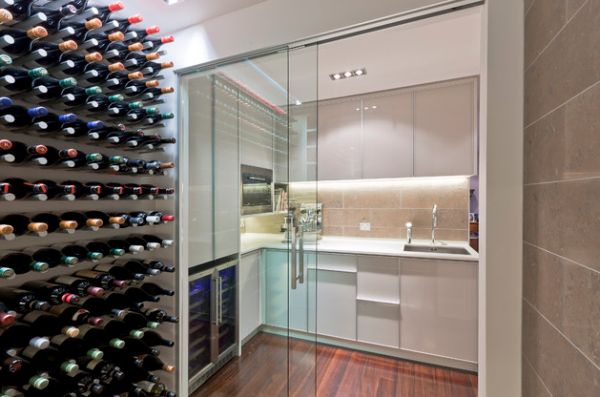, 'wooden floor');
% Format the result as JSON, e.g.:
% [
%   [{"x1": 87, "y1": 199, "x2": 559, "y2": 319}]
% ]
[{"x1": 193, "y1": 332, "x2": 478, "y2": 397}]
